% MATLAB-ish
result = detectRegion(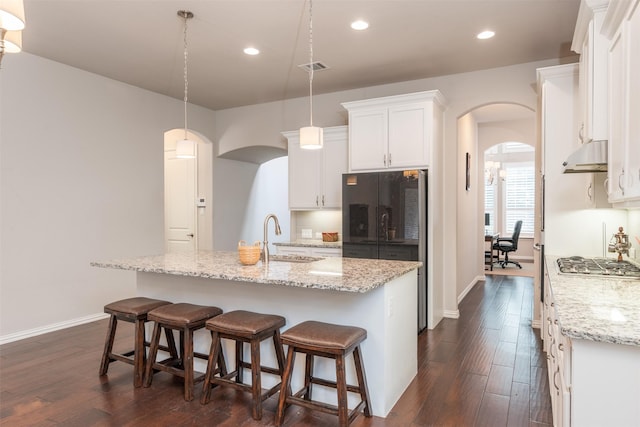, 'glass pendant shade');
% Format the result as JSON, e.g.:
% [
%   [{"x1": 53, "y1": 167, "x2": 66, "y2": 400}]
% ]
[
  {"x1": 3, "y1": 29, "x2": 20, "y2": 52},
  {"x1": 176, "y1": 138, "x2": 196, "y2": 159},
  {"x1": 0, "y1": 0, "x2": 25, "y2": 31},
  {"x1": 300, "y1": 126, "x2": 323, "y2": 150}
]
